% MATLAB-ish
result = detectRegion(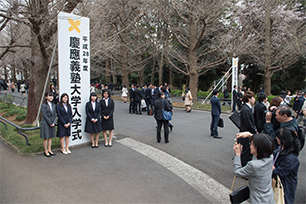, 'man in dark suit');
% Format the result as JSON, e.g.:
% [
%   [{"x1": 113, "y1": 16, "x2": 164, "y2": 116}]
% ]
[
  {"x1": 134, "y1": 85, "x2": 142, "y2": 114},
  {"x1": 129, "y1": 84, "x2": 135, "y2": 114},
  {"x1": 232, "y1": 85, "x2": 238, "y2": 112},
  {"x1": 253, "y1": 92, "x2": 267, "y2": 133},
  {"x1": 239, "y1": 91, "x2": 257, "y2": 166},
  {"x1": 210, "y1": 89, "x2": 222, "y2": 139}
]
